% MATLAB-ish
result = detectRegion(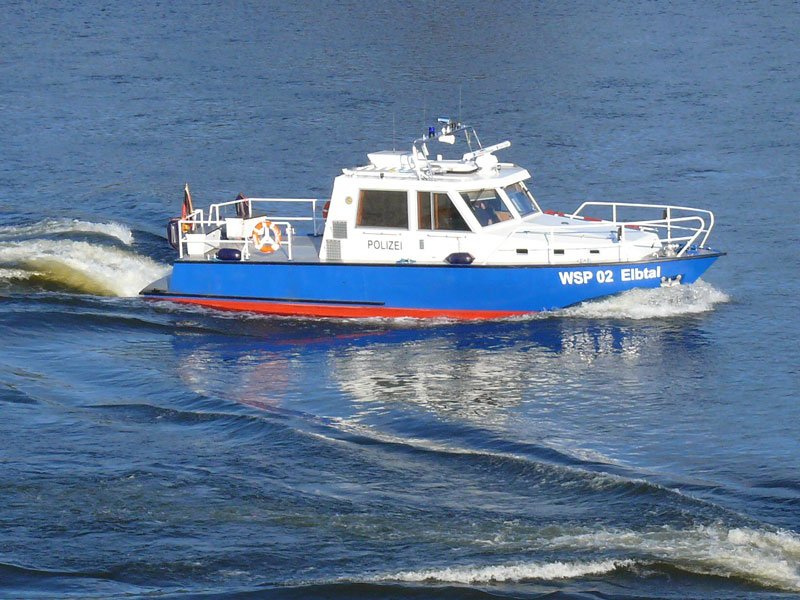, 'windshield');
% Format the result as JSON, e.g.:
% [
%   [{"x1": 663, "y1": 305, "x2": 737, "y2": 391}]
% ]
[
  {"x1": 502, "y1": 182, "x2": 539, "y2": 216},
  {"x1": 461, "y1": 189, "x2": 514, "y2": 227}
]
